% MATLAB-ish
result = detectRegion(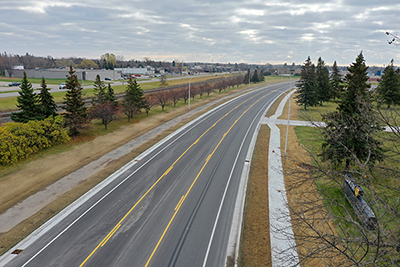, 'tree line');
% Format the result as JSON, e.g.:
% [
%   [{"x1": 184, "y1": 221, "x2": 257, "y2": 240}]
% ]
[{"x1": 9, "y1": 67, "x2": 245, "y2": 137}]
